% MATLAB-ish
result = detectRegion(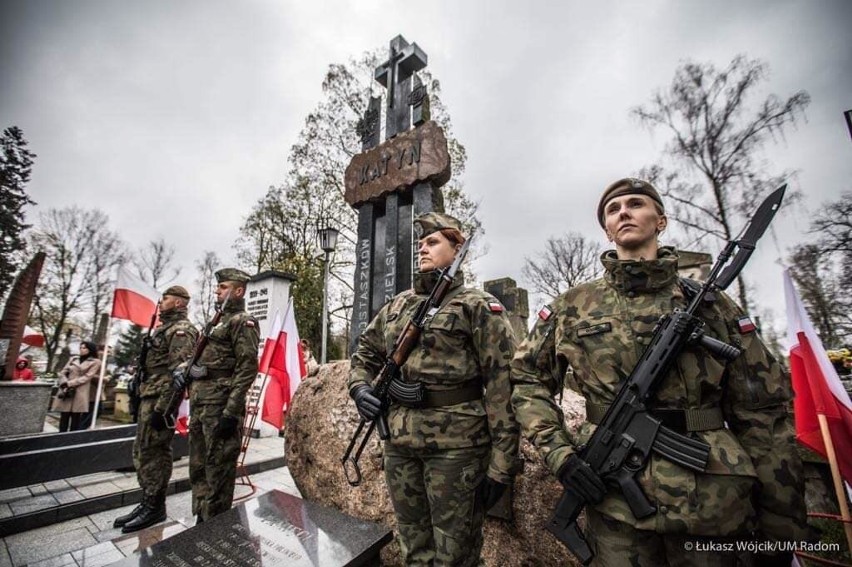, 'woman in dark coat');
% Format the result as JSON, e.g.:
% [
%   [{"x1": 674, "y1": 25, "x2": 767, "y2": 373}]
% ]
[{"x1": 53, "y1": 341, "x2": 101, "y2": 432}]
